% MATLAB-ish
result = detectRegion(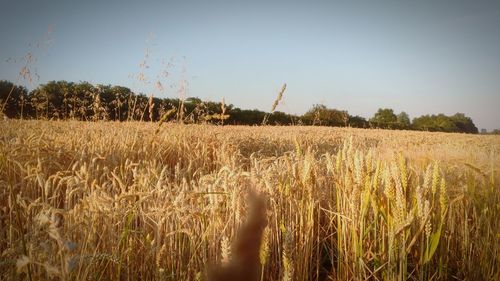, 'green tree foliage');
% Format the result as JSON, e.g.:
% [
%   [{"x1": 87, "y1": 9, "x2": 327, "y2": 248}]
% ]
[
  {"x1": 30, "y1": 80, "x2": 74, "y2": 119},
  {"x1": 267, "y1": 111, "x2": 296, "y2": 125},
  {"x1": 412, "y1": 113, "x2": 478, "y2": 133},
  {"x1": 0, "y1": 80, "x2": 480, "y2": 134},
  {"x1": 348, "y1": 115, "x2": 369, "y2": 128},
  {"x1": 0, "y1": 80, "x2": 29, "y2": 118},
  {"x1": 229, "y1": 108, "x2": 267, "y2": 125},
  {"x1": 370, "y1": 108, "x2": 398, "y2": 129},
  {"x1": 397, "y1": 111, "x2": 411, "y2": 129},
  {"x1": 302, "y1": 104, "x2": 348, "y2": 126},
  {"x1": 450, "y1": 113, "x2": 478, "y2": 134}
]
